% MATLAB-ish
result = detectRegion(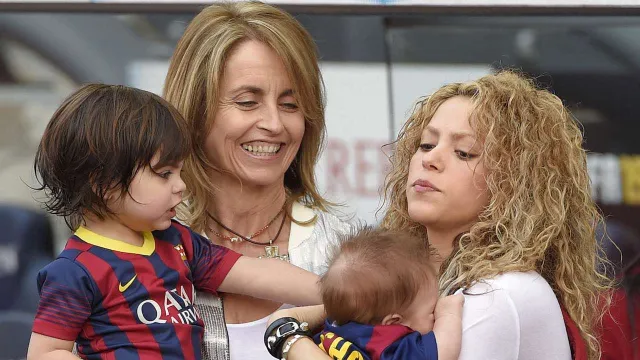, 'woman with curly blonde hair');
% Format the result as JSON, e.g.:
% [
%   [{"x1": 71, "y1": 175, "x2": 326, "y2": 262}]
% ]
[{"x1": 268, "y1": 70, "x2": 612, "y2": 360}]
